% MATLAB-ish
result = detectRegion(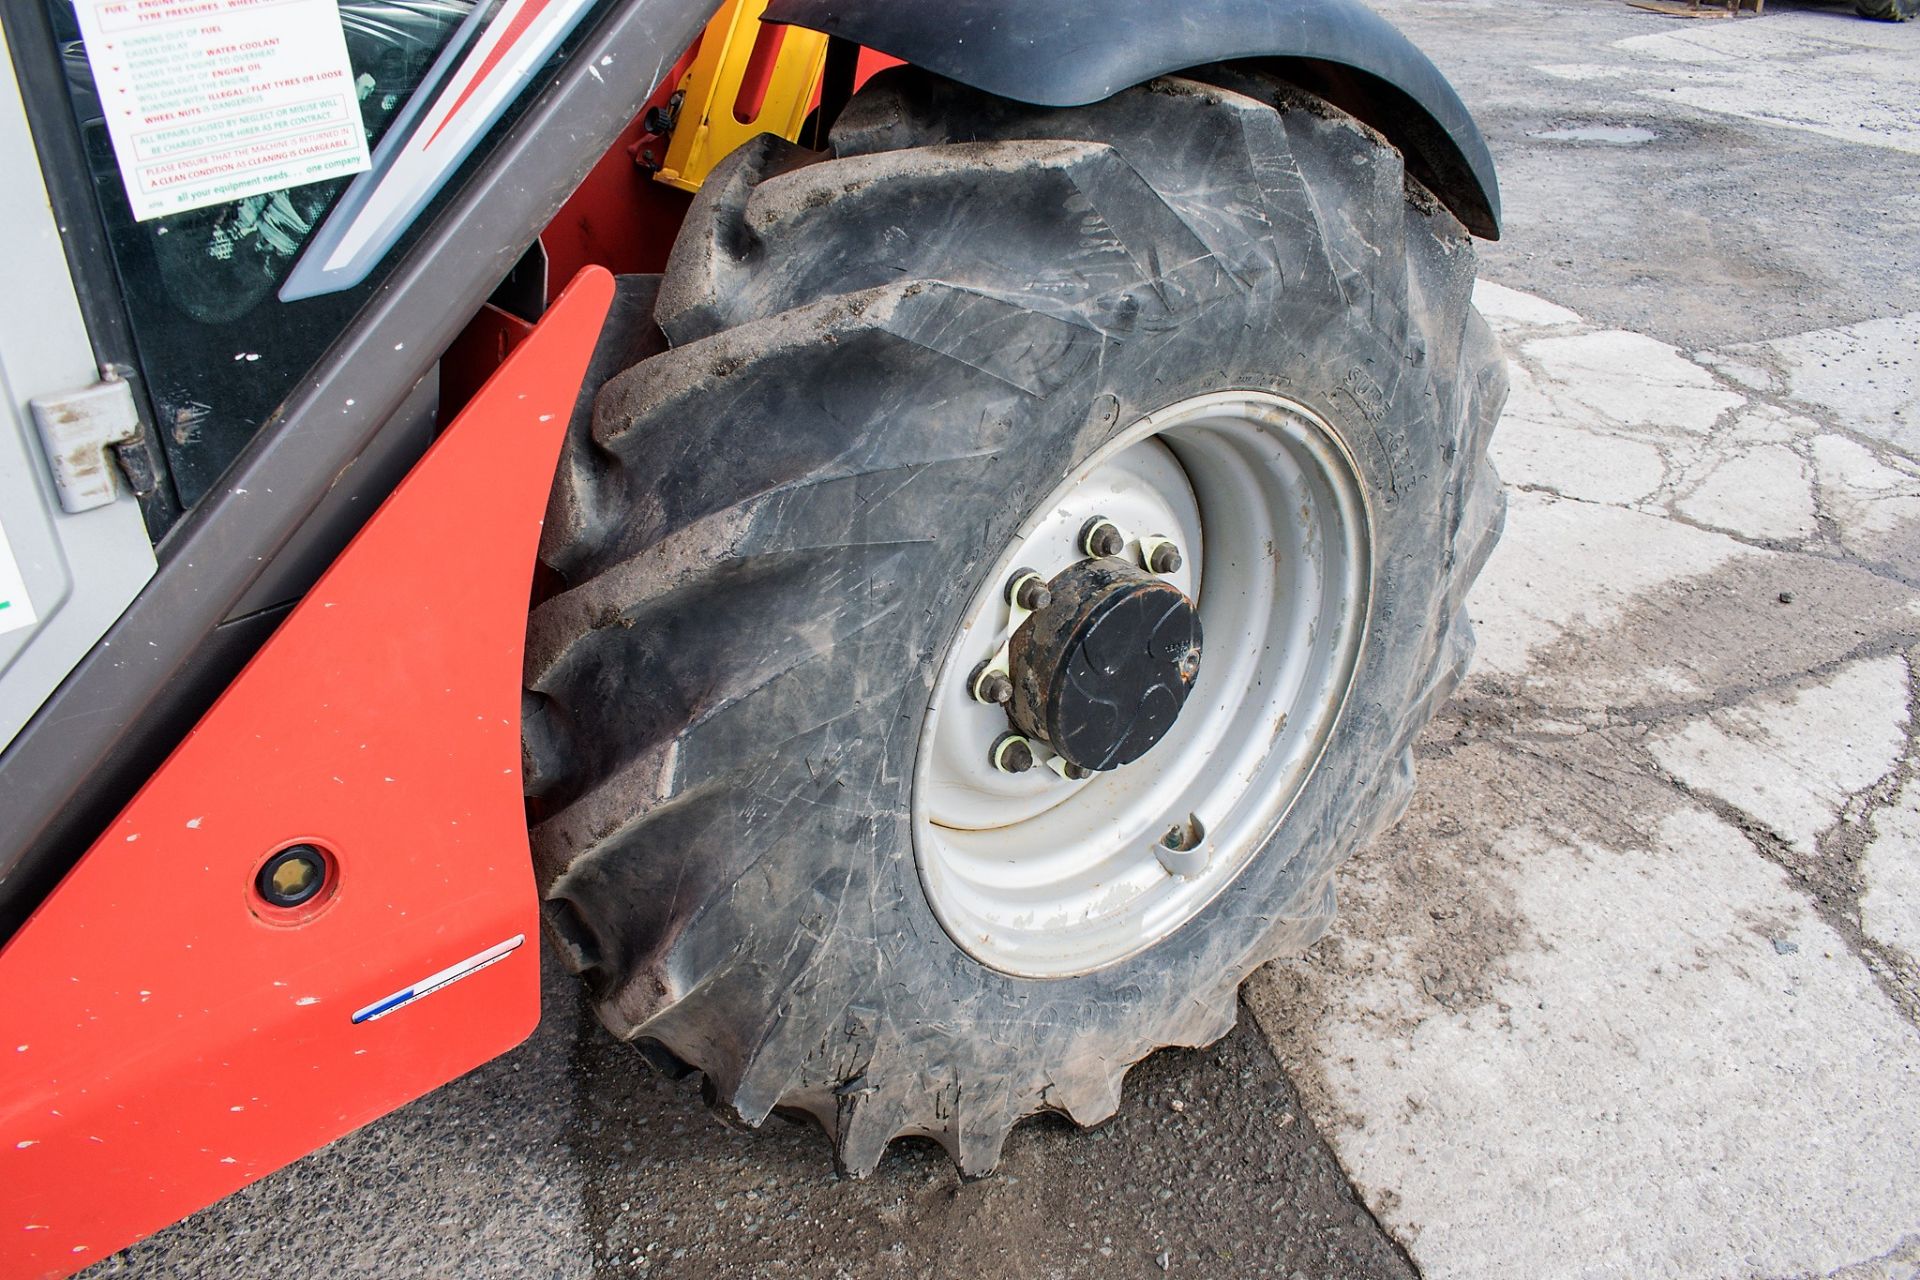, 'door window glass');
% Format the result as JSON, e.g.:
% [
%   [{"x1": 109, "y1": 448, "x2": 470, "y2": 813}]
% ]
[{"x1": 48, "y1": 0, "x2": 471, "y2": 506}]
